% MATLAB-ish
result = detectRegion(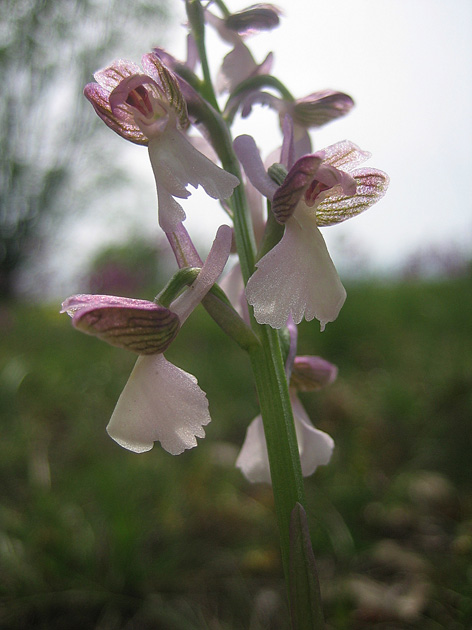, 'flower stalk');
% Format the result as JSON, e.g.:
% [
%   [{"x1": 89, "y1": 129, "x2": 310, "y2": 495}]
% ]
[
  {"x1": 182, "y1": 6, "x2": 317, "y2": 617},
  {"x1": 63, "y1": 1, "x2": 389, "y2": 626}
]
